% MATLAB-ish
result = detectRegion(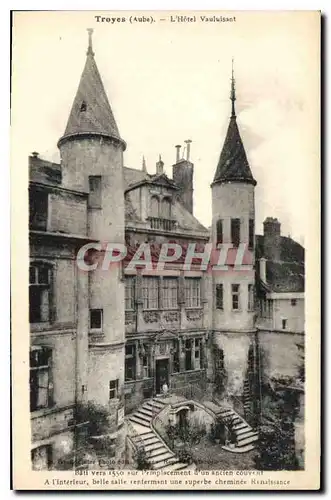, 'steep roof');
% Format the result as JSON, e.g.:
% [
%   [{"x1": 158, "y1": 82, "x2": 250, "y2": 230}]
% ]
[
  {"x1": 256, "y1": 234, "x2": 305, "y2": 293},
  {"x1": 58, "y1": 32, "x2": 125, "y2": 148},
  {"x1": 213, "y1": 116, "x2": 256, "y2": 186},
  {"x1": 212, "y1": 66, "x2": 256, "y2": 186}
]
